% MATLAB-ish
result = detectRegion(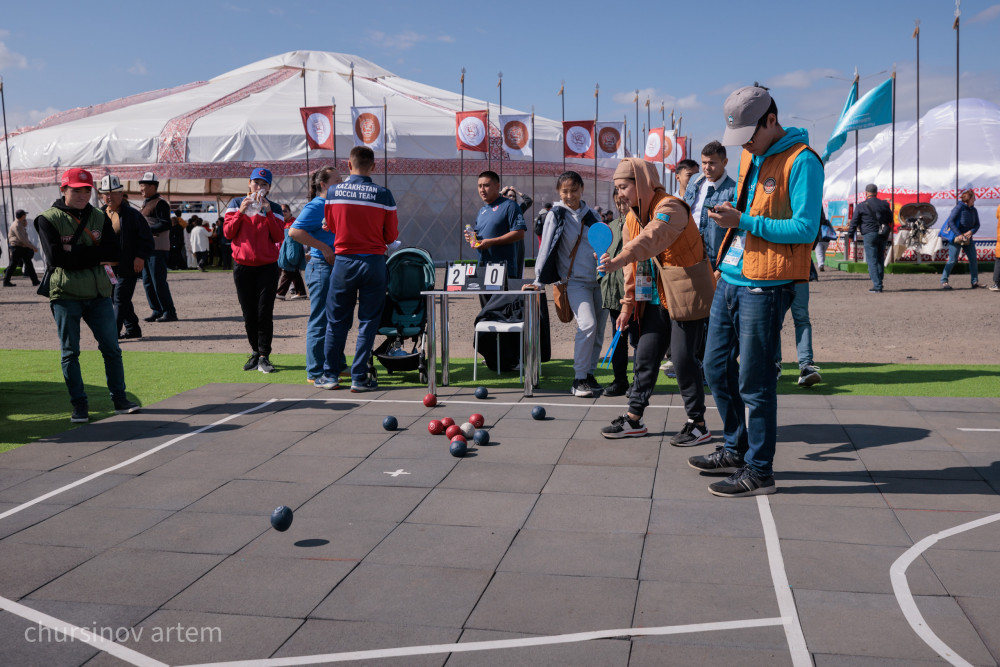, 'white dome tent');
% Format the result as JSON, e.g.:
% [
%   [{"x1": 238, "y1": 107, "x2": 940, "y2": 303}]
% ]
[
  {"x1": 824, "y1": 98, "x2": 1000, "y2": 253},
  {"x1": 2, "y1": 51, "x2": 618, "y2": 262}
]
